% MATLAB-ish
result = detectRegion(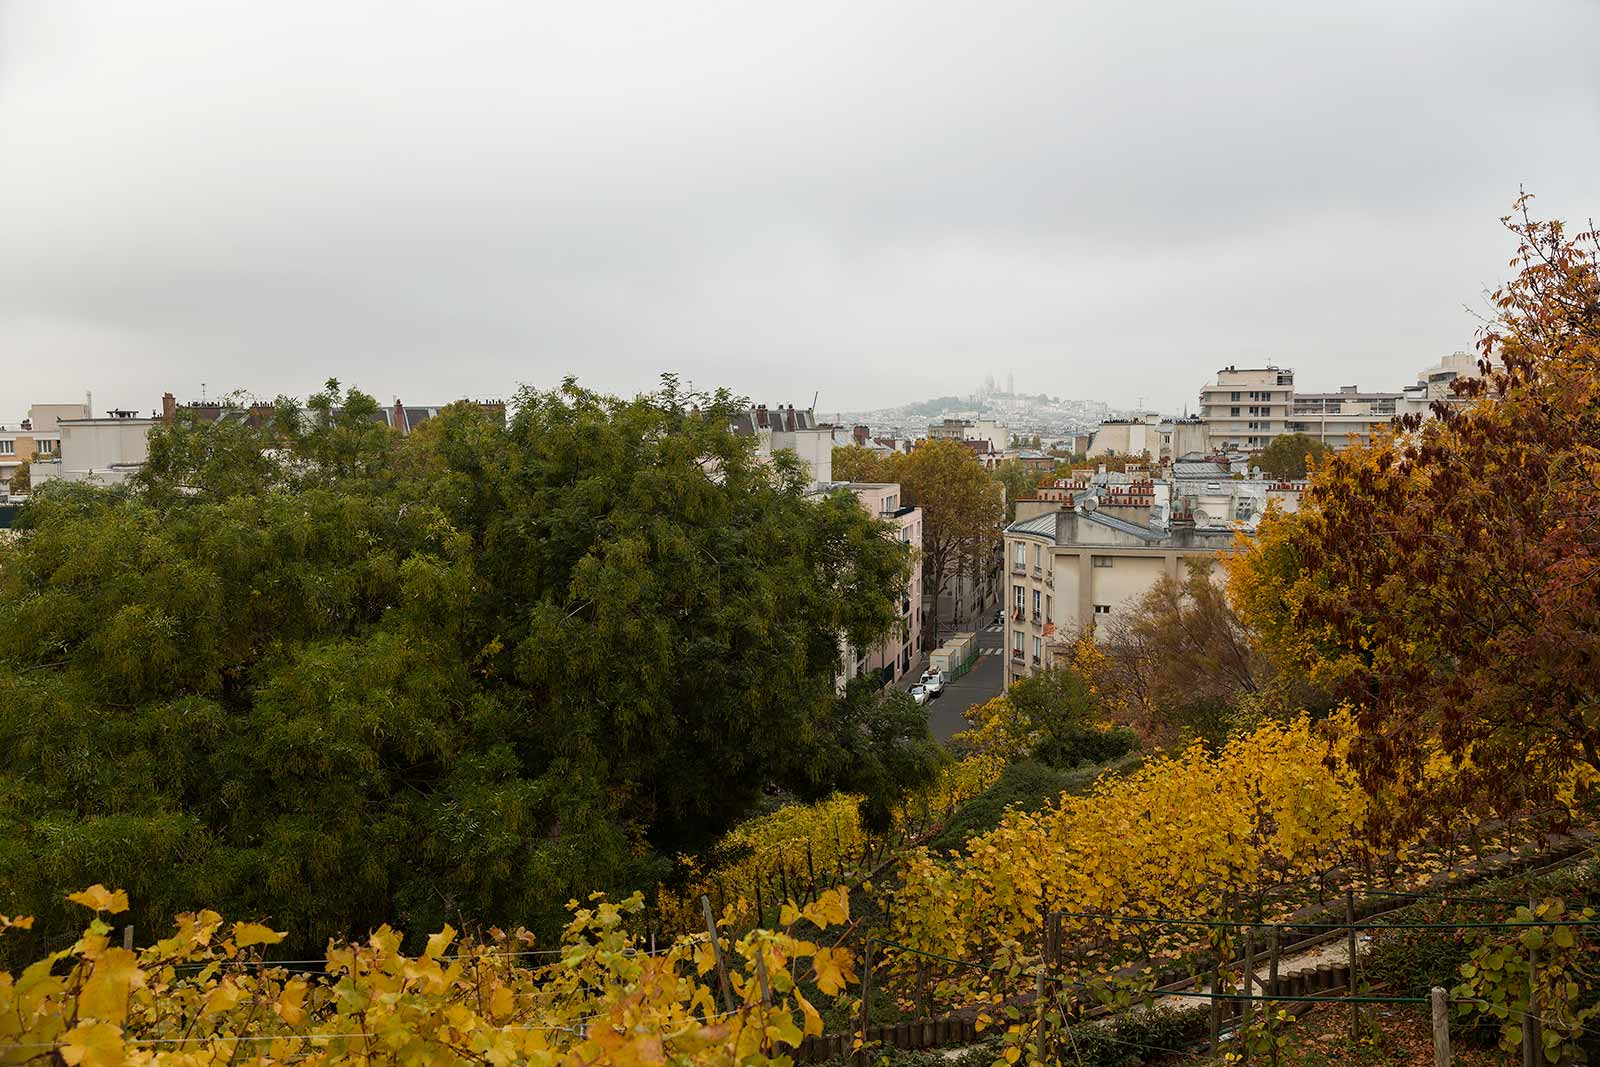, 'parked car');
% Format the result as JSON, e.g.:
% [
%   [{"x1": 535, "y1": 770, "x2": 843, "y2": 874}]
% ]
[
  {"x1": 909, "y1": 684, "x2": 929, "y2": 706},
  {"x1": 920, "y1": 669, "x2": 945, "y2": 696}
]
